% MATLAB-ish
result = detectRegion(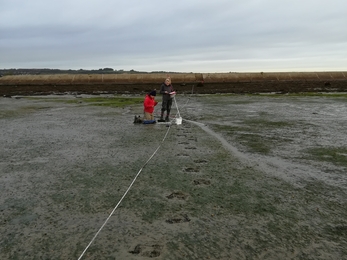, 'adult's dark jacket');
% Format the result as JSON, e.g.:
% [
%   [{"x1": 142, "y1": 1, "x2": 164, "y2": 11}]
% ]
[{"x1": 160, "y1": 83, "x2": 174, "y2": 101}]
